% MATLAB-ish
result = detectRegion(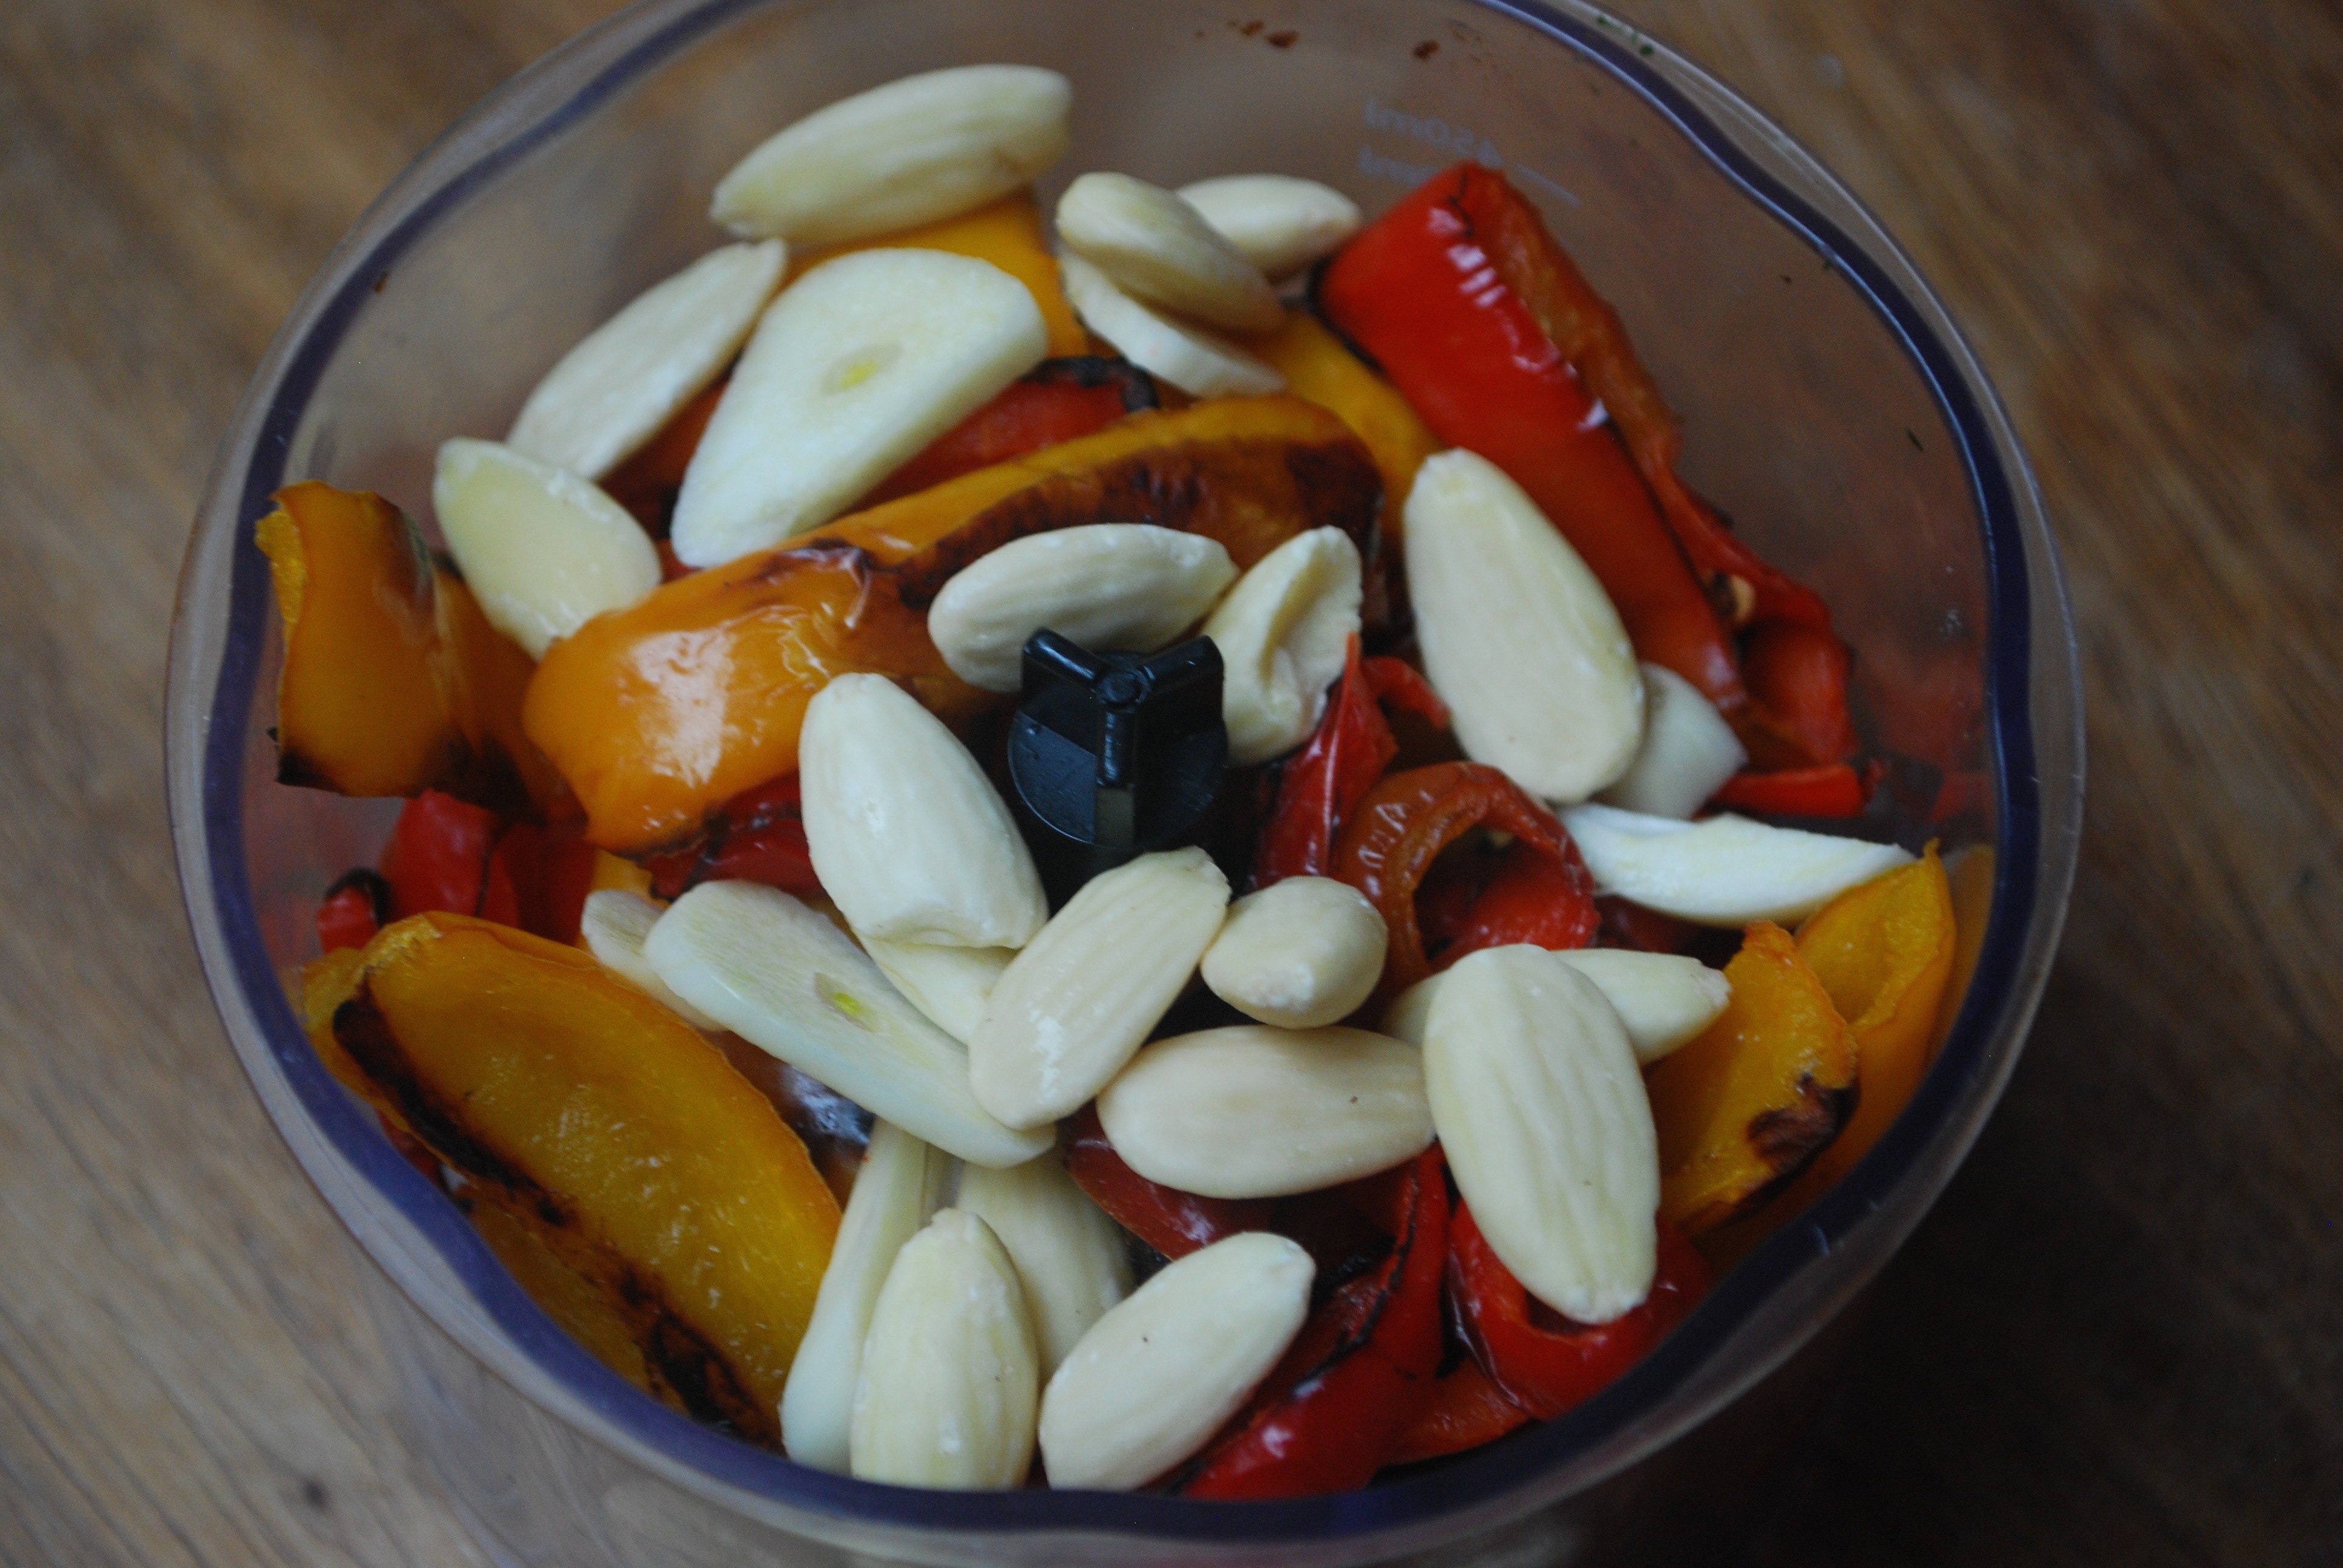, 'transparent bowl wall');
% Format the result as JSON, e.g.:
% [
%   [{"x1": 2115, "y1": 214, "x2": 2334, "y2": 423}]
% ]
[{"x1": 166, "y1": 1, "x2": 2082, "y2": 1564}]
